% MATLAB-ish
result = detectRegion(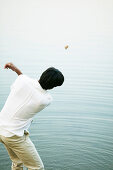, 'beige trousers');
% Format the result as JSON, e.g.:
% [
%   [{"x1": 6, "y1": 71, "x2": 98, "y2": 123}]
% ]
[{"x1": 0, "y1": 133, "x2": 44, "y2": 170}]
